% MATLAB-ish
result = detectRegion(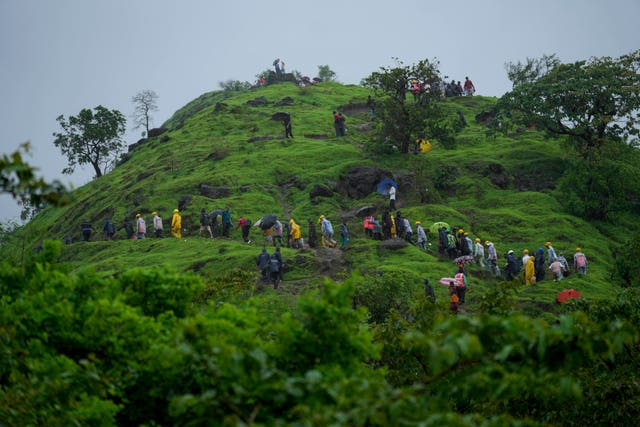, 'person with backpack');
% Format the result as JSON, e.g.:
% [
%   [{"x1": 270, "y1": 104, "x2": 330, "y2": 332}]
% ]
[
  {"x1": 269, "y1": 250, "x2": 282, "y2": 288},
  {"x1": 152, "y1": 211, "x2": 163, "y2": 238},
  {"x1": 256, "y1": 248, "x2": 270, "y2": 282},
  {"x1": 486, "y1": 241, "x2": 500, "y2": 276},
  {"x1": 319, "y1": 215, "x2": 334, "y2": 248},
  {"x1": 103, "y1": 217, "x2": 116, "y2": 240},
  {"x1": 574, "y1": 248, "x2": 588, "y2": 274},
  {"x1": 545, "y1": 241, "x2": 558, "y2": 263},
  {"x1": 272, "y1": 220, "x2": 283, "y2": 247},
  {"x1": 120, "y1": 217, "x2": 134, "y2": 240},
  {"x1": 447, "y1": 231, "x2": 458, "y2": 259},
  {"x1": 474, "y1": 238, "x2": 486, "y2": 267},
  {"x1": 504, "y1": 250, "x2": 519, "y2": 281},
  {"x1": 454, "y1": 264, "x2": 468, "y2": 304},
  {"x1": 135, "y1": 213, "x2": 146, "y2": 239},
  {"x1": 80, "y1": 220, "x2": 93, "y2": 242},
  {"x1": 199, "y1": 208, "x2": 213, "y2": 239}
]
